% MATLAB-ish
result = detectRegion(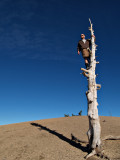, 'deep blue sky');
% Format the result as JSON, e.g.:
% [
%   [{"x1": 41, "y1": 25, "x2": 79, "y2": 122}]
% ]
[{"x1": 0, "y1": 0, "x2": 120, "y2": 125}]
